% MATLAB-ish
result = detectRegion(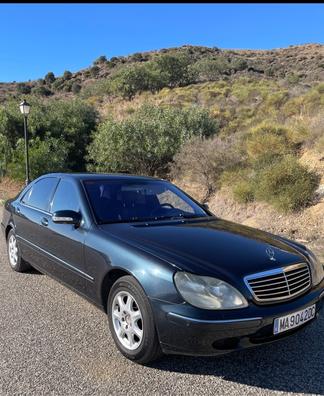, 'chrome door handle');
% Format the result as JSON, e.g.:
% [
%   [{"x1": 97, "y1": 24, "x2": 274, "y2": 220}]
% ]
[{"x1": 41, "y1": 217, "x2": 49, "y2": 226}]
